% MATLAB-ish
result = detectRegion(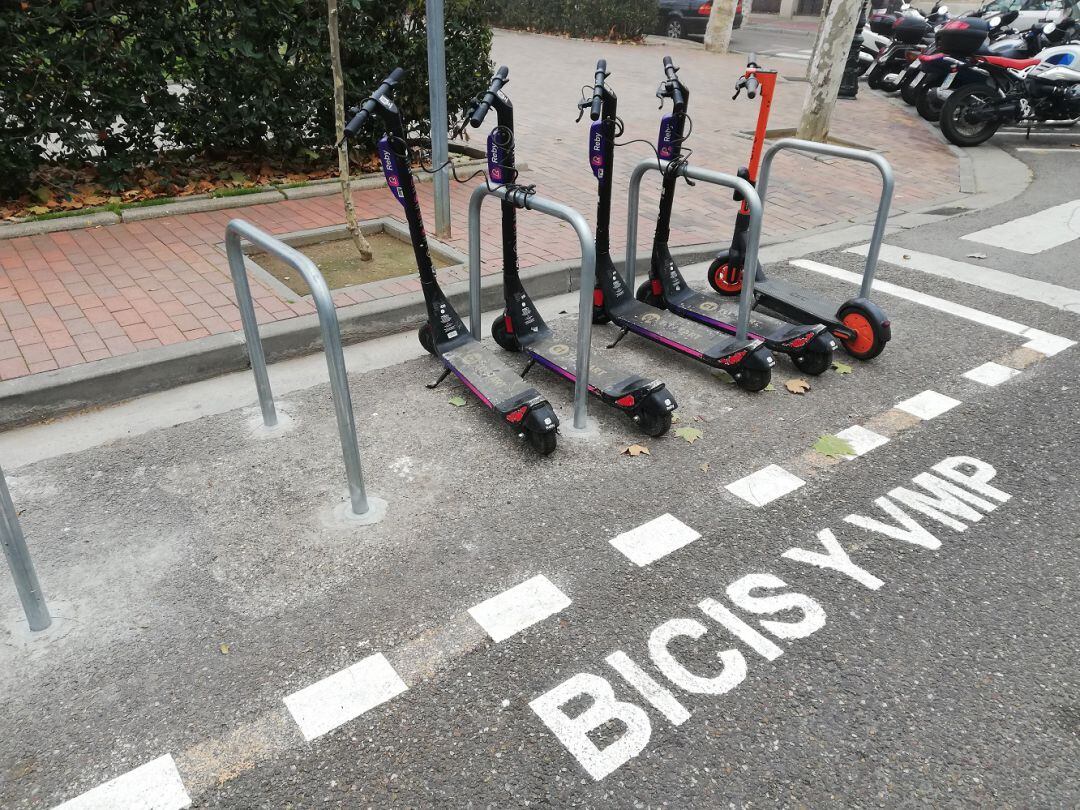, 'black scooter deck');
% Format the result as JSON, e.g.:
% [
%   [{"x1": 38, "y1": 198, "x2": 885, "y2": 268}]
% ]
[
  {"x1": 612, "y1": 299, "x2": 758, "y2": 360},
  {"x1": 670, "y1": 291, "x2": 818, "y2": 344},
  {"x1": 442, "y1": 338, "x2": 545, "y2": 413},
  {"x1": 754, "y1": 276, "x2": 843, "y2": 329},
  {"x1": 525, "y1": 330, "x2": 658, "y2": 399}
]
